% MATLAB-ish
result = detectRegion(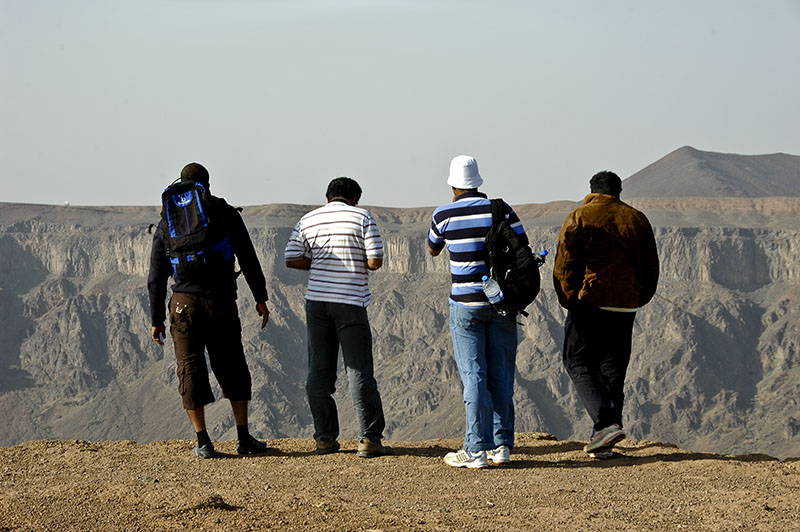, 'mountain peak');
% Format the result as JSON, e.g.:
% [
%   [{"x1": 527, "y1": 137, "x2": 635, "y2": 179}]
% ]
[{"x1": 622, "y1": 147, "x2": 800, "y2": 198}]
